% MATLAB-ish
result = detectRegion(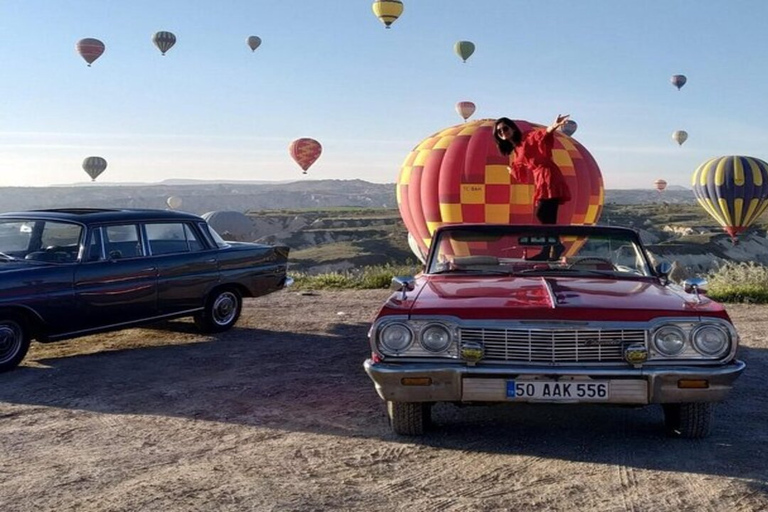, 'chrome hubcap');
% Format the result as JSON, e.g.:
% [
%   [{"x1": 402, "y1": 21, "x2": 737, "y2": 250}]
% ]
[
  {"x1": 212, "y1": 292, "x2": 238, "y2": 326},
  {"x1": 0, "y1": 324, "x2": 21, "y2": 363}
]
